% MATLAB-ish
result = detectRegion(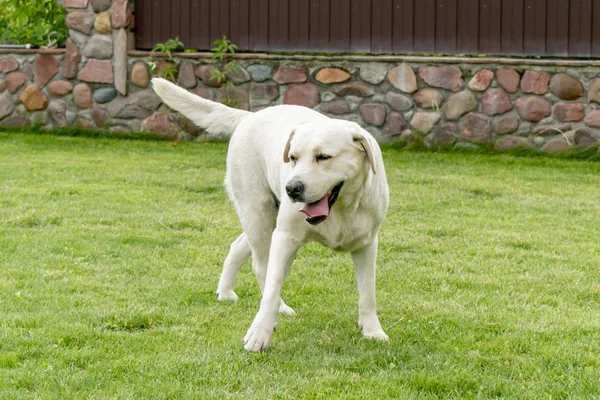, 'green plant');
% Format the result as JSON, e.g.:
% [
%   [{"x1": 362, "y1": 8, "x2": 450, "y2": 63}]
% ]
[
  {"x1": 152, "y1": 37, "x2": 184, "y2": 61},
  {"x1": 210, "y1": 35, "x2": 240, "y2": 107},
  {"x1": 0, "y1": 0, "x2": 68, "y2": 47},
  {"x1": 151, "y1": 37, "x2": 184, "y2": 82}
]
